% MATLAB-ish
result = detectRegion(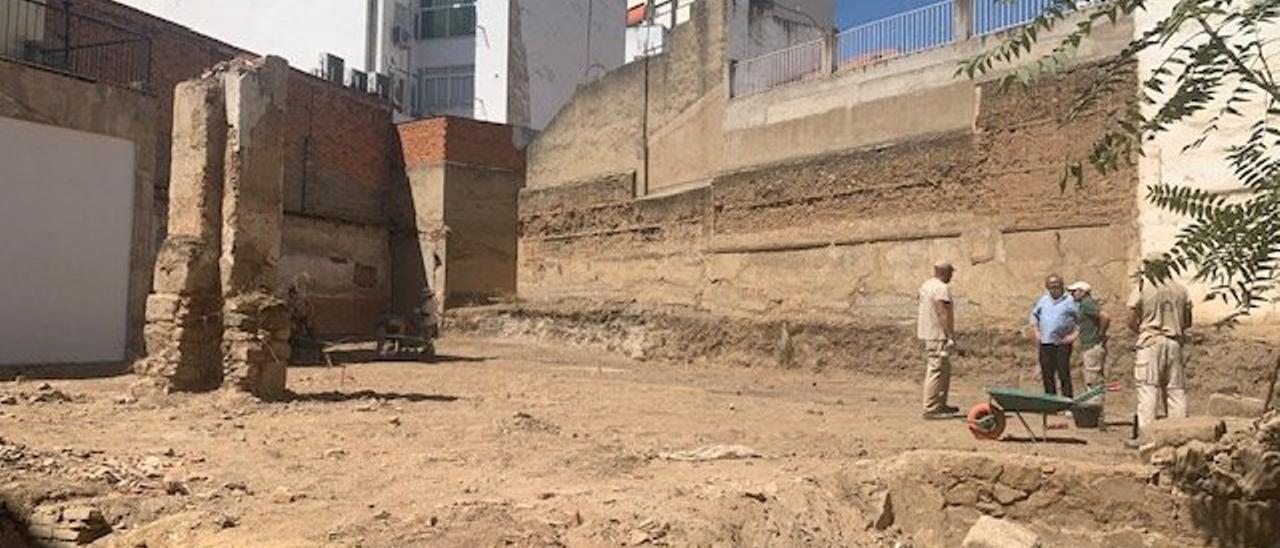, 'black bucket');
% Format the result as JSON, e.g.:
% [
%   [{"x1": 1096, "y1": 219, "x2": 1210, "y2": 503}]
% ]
[{"x1": 1072, "y1": 404, "x2": 1102, "y2": 428}]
